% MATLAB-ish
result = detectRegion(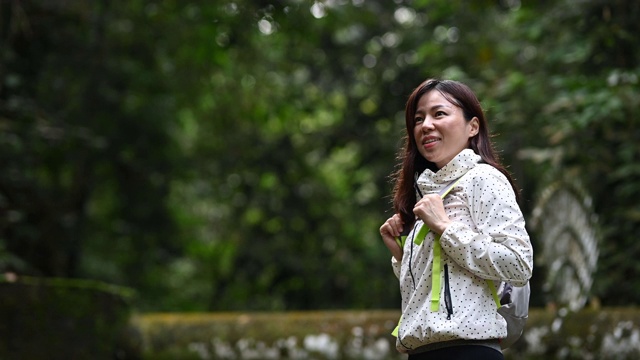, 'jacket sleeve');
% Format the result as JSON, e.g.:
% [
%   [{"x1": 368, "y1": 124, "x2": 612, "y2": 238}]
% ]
[
  {"x1": 438, "y1": 166, "x2": 533, "y2": 286},
  {"x1": 391, "y1": 256, "x2": 401, "y2": 279}
]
